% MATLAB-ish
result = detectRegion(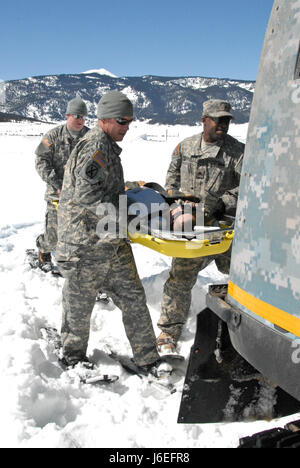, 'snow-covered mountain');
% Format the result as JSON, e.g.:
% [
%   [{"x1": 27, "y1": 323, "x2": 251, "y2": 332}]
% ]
[
  {"x1": 0, "y1": 111, "x2": 44, "y2": 123},
  {"x1": 0, "y1": 72, "x2": 255, "y2": 124},
  {"x1": 81, "y1": 68, "x2": 117, "y2": 78}
]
